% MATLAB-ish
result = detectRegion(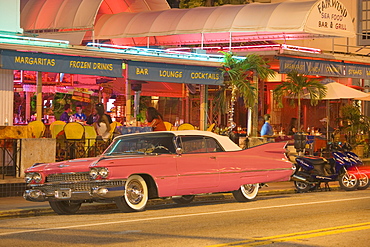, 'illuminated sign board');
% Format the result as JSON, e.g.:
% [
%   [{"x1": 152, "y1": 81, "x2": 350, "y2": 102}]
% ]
[
  {"x1": 0, "y1": 49, "x2": 122, "y2": 77},
  {"x1": 279, "y1": 57, "x2": 370, "y2": 79},
  {"x1": 128, "y1": 61, "x2": 223, "y2": 85}
]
